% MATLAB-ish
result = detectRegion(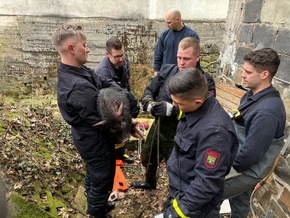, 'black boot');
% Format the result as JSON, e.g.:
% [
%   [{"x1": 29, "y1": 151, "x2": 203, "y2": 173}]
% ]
[
  {"x1": 88, "y1": 213, "x2": 112, "y2": 218},
  {"x1": 131, "y1": 165, "x2": 157, "y2": 189},
  {"x1": 106, "y1": 201, "x2": 115, "y2": 212},
  {"x1": 123, "y1": 153, "x2": 134, "y2": 164},
  {"x1": 131, "y1": 181, "x2": 156, "y2": 189}
]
